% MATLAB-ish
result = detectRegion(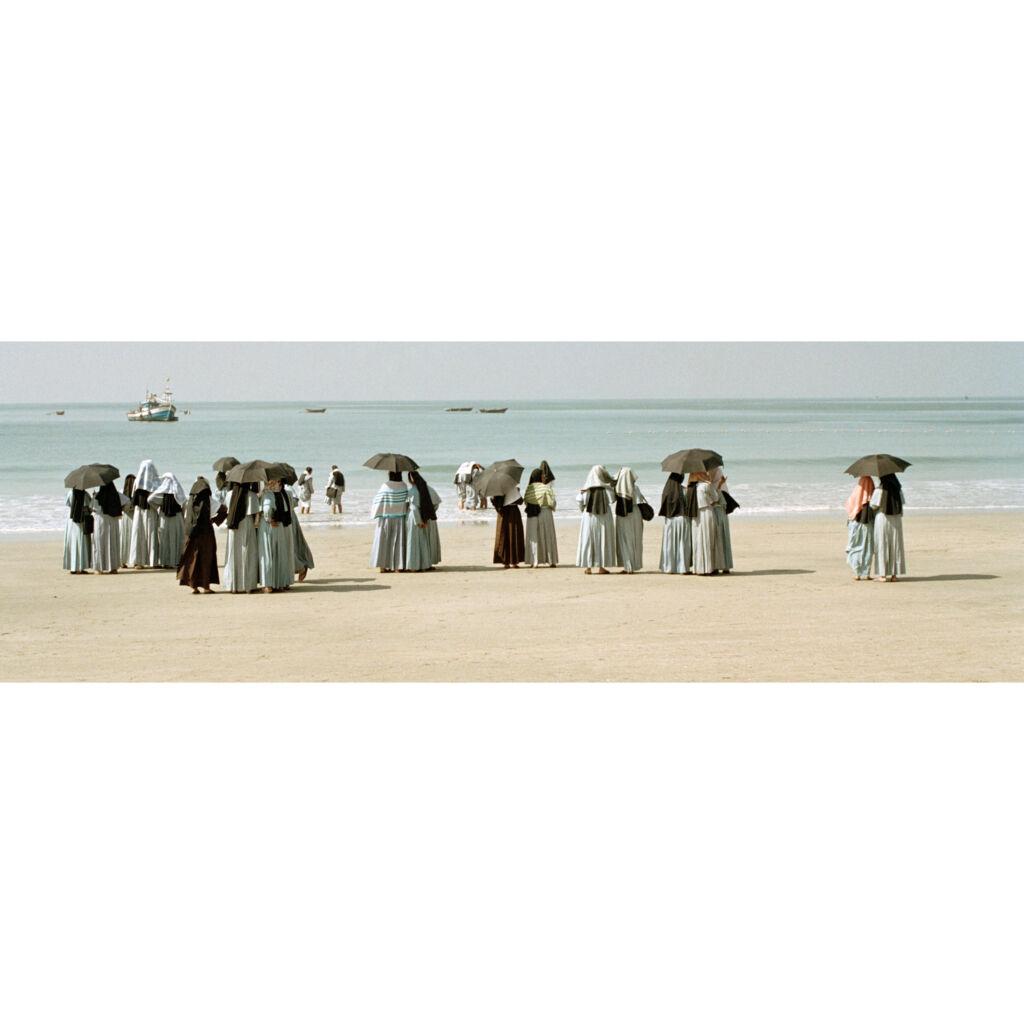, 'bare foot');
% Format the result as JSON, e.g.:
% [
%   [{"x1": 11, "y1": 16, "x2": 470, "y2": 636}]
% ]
[
  {"x1": 191, "y1": 588, "x2": 200, "y2": 595},
  {"x1": 584, "y1": 569, "x2": 592, "y2": 575},
  {"x1": 598, "y1": 568, "x2": 610, "y2": 575},
  {"x1": 297, "y1": 568, "x2": 307, "y2": 582}
]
